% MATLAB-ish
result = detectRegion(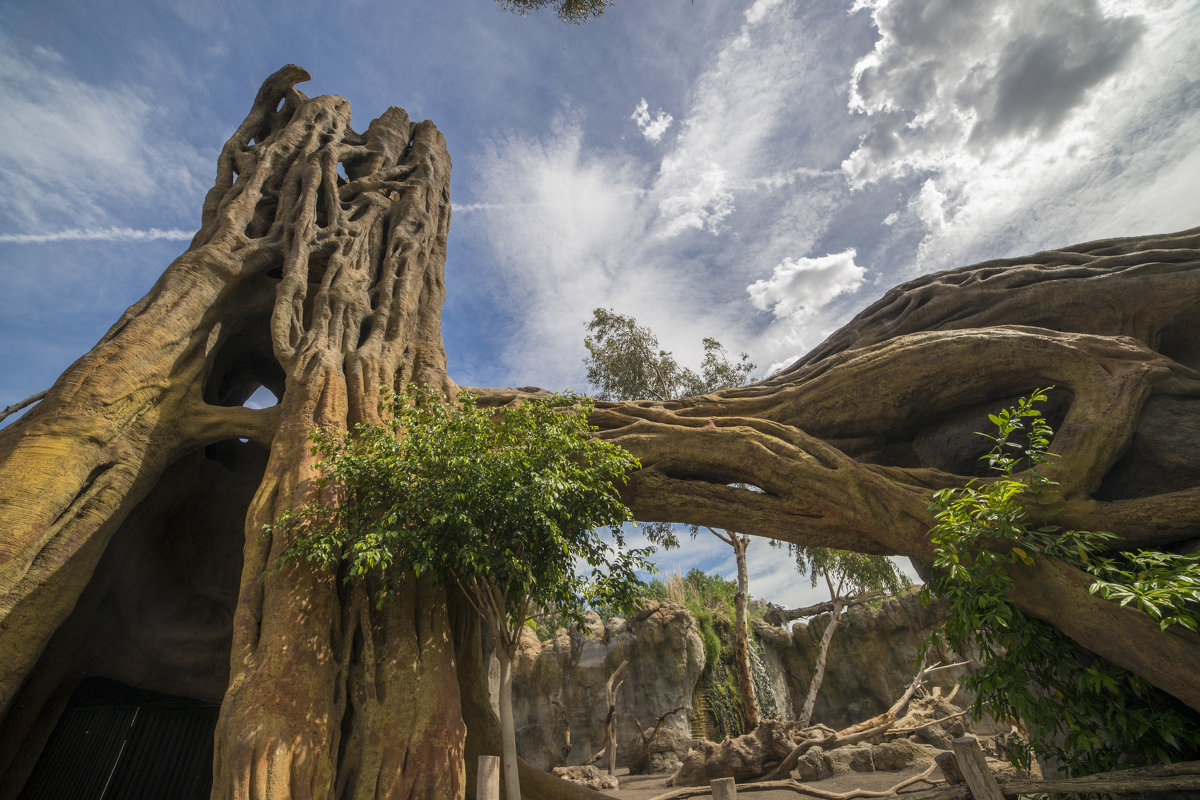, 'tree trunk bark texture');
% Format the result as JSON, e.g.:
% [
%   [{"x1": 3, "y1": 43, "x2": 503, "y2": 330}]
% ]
[
  {"x1": 798, "y1": 597, "x2": 843, "y2": 727},
  {"x1": 497, "y1": 650, "x2": 522, "y2": 800},
  {"x1": 730, "y1": 533, "x2": 760, "y2": 732},
  {"x1": 1, "y1": 65, "x2": 1199, "y2": 798}
]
